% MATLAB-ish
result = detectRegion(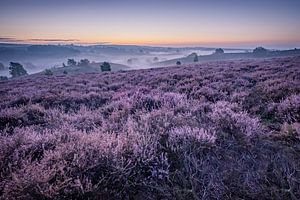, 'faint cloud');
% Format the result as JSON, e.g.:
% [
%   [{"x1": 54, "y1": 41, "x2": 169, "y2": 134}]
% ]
[
  {"x1": 30, "y1": 38, "x2": 79, "y2": 42},
  {"x1": 0, "y1": 37, "x2": 111, "y2": 45},
  {"x1": 0, "y1": 37, "x2": 26, "y2": 43}
]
